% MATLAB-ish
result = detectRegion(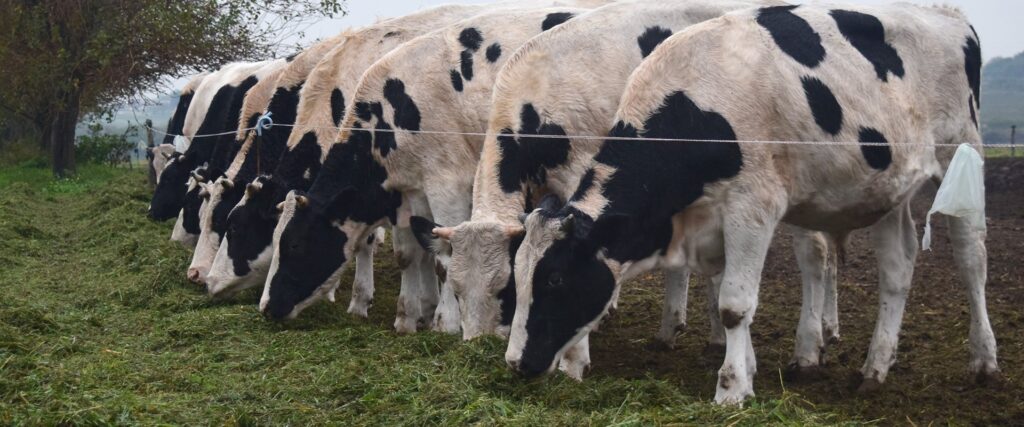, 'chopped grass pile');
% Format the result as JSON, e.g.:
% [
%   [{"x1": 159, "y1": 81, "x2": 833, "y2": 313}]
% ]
[{"x1": 0, "y1": 164, "x2": 858, "y2": 425}]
